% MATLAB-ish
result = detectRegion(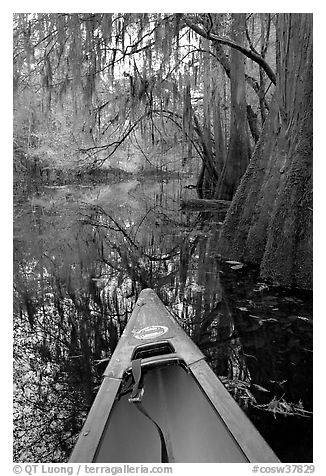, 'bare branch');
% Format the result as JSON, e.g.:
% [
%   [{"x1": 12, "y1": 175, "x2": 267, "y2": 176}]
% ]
[{"x1": 184, "y1": 17, "x2": 276, "y2": 85}]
